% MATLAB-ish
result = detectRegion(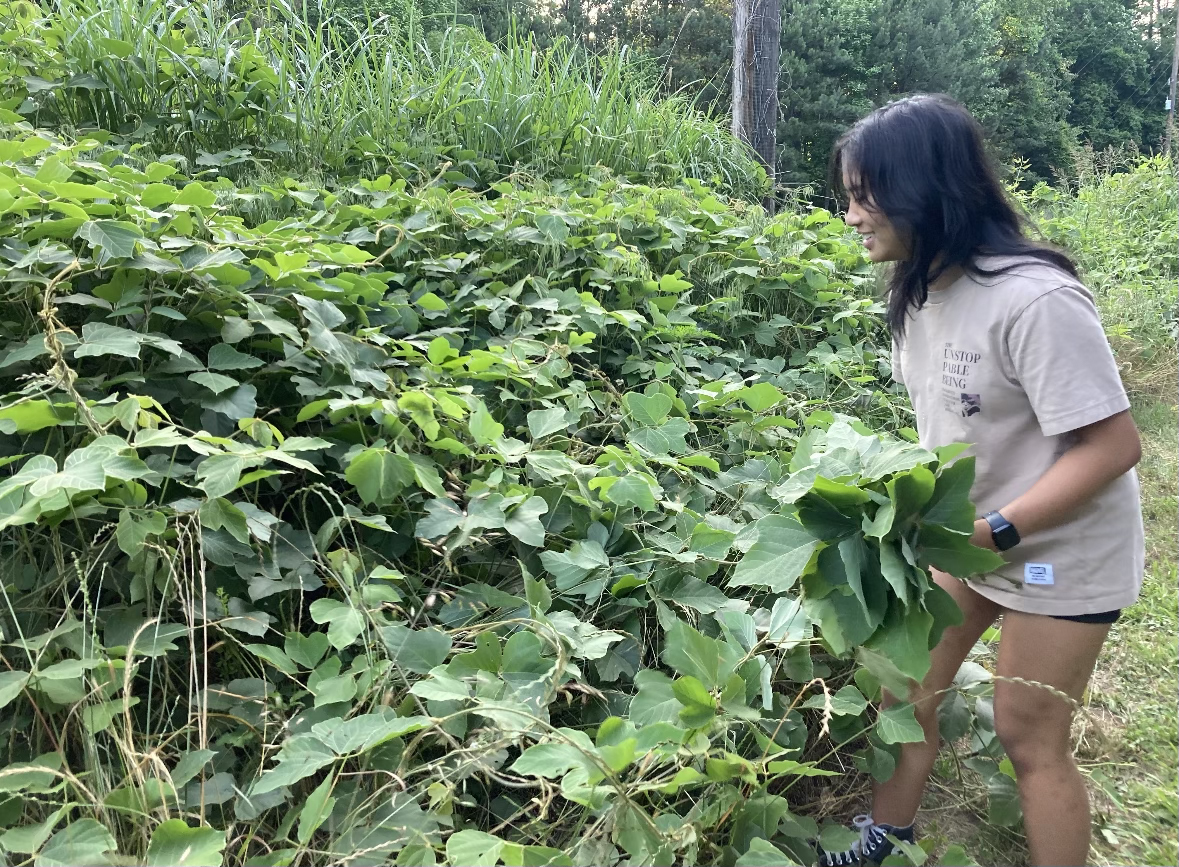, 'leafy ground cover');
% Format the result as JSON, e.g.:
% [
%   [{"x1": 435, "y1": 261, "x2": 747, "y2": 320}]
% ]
[
  {"x1": 0, "y1": 120, "x2": 1007, "y2": 865},
  {"x1": 0, "y1": 2, "x2": 1174, "y2": 866}
]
